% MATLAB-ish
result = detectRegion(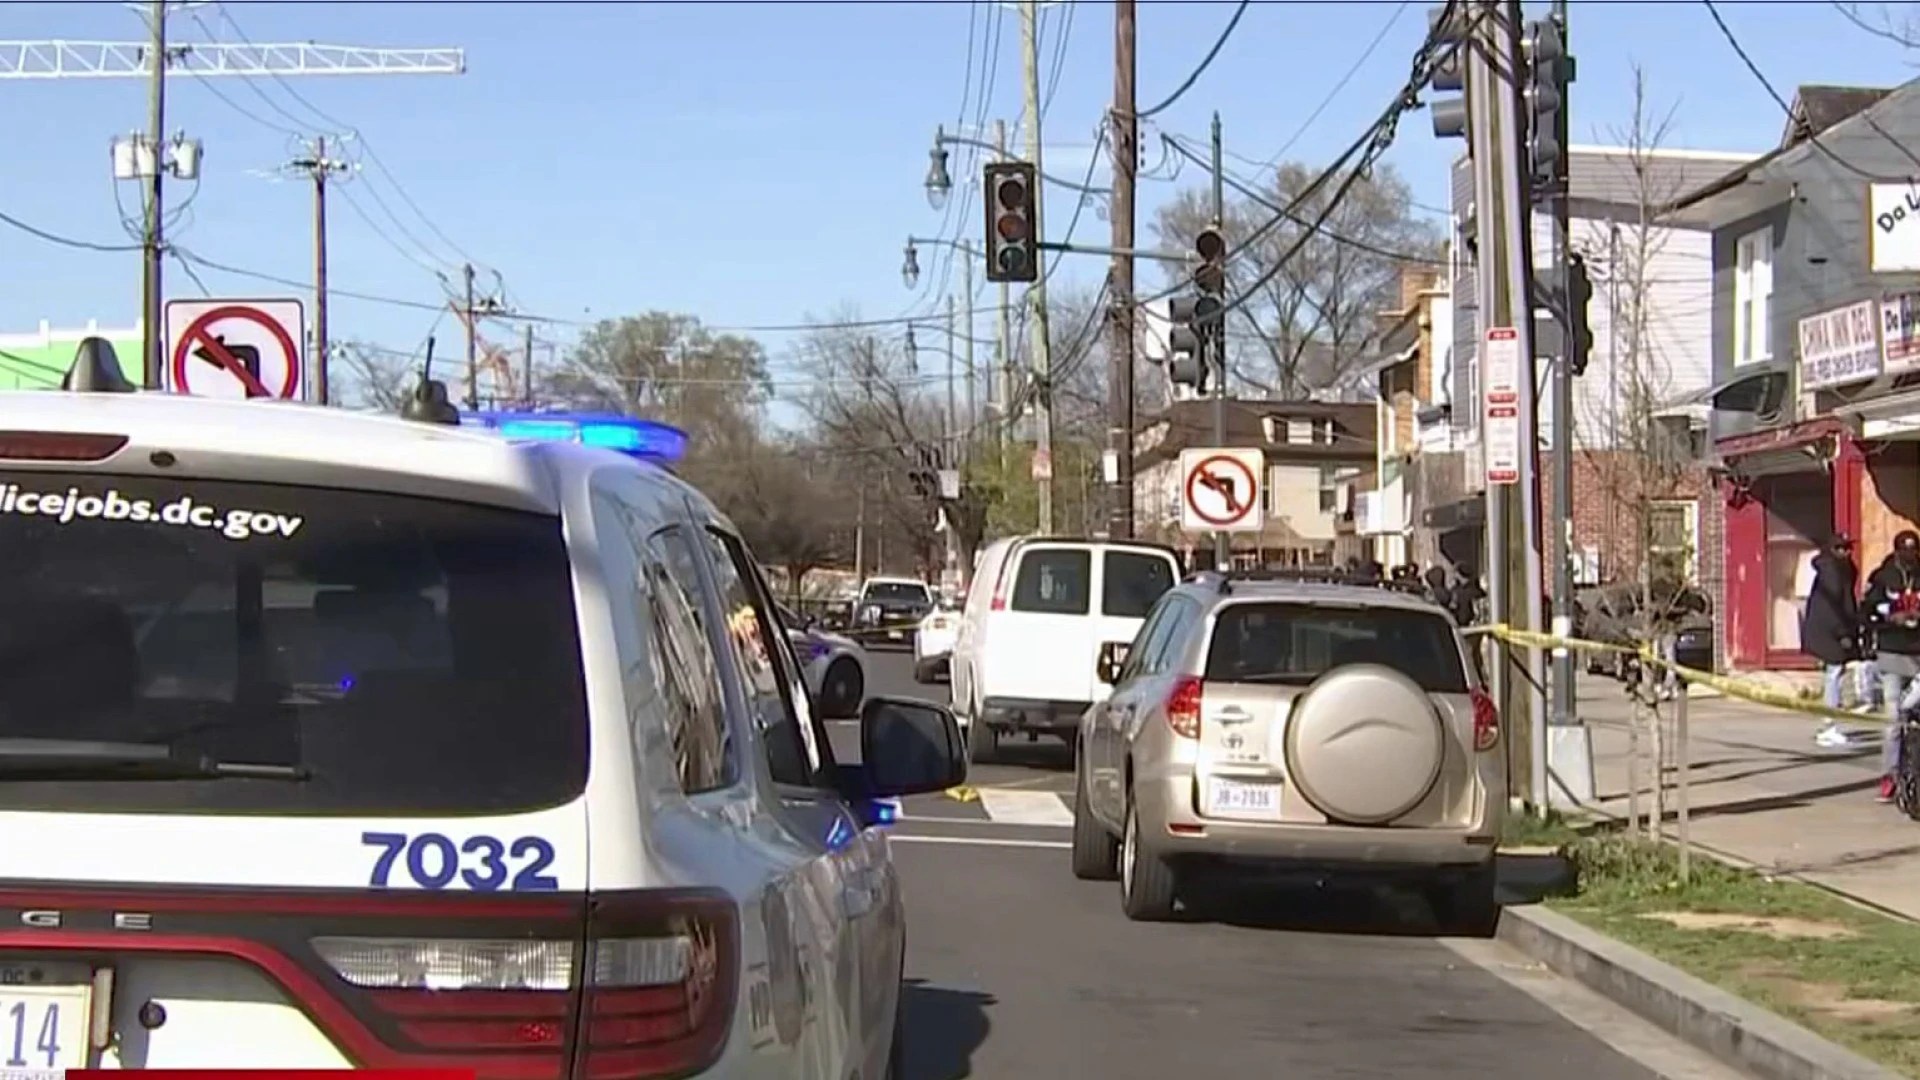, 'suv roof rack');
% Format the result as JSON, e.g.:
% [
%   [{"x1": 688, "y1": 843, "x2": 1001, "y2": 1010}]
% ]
[{"x1": 1185, "y1": 566, "x2": 1425, "y2": 596}]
